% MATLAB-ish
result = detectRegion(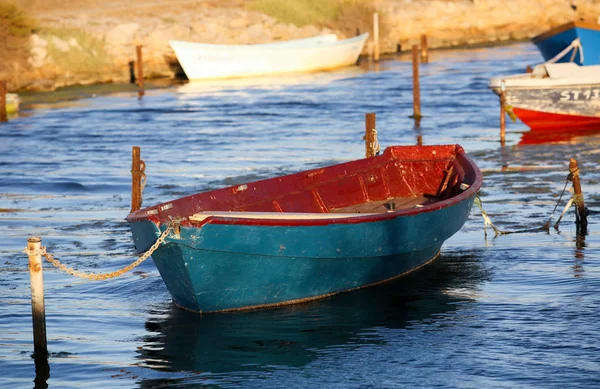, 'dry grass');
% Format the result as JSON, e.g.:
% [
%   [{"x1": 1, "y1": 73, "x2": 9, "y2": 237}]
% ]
[
  {"x1": 40, "y1": 27, "x2": 112, "y2": 75},
  {"x1": 331, "y1": 0, "x2": 381, "y2": 38},
  {"x1": 248, "y1": 0, "x2": 340, "y2": 26},
  {"x1": 247, "y1": 0, "x2": 383, "y2": 38},
  {"x1": 0, "y1": 2, "x2": 36, "y2": 89}
]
